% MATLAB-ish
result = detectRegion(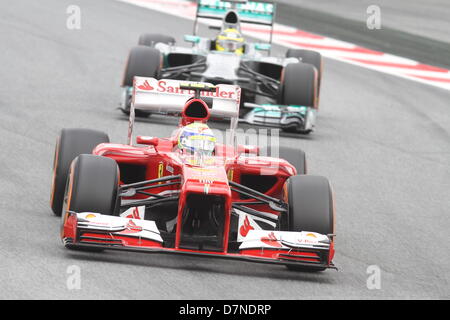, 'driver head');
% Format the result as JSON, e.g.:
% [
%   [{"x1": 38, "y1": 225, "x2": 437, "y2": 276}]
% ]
[{"x1": 215, "y1": 28, "x2": 245, "y2": 55}]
